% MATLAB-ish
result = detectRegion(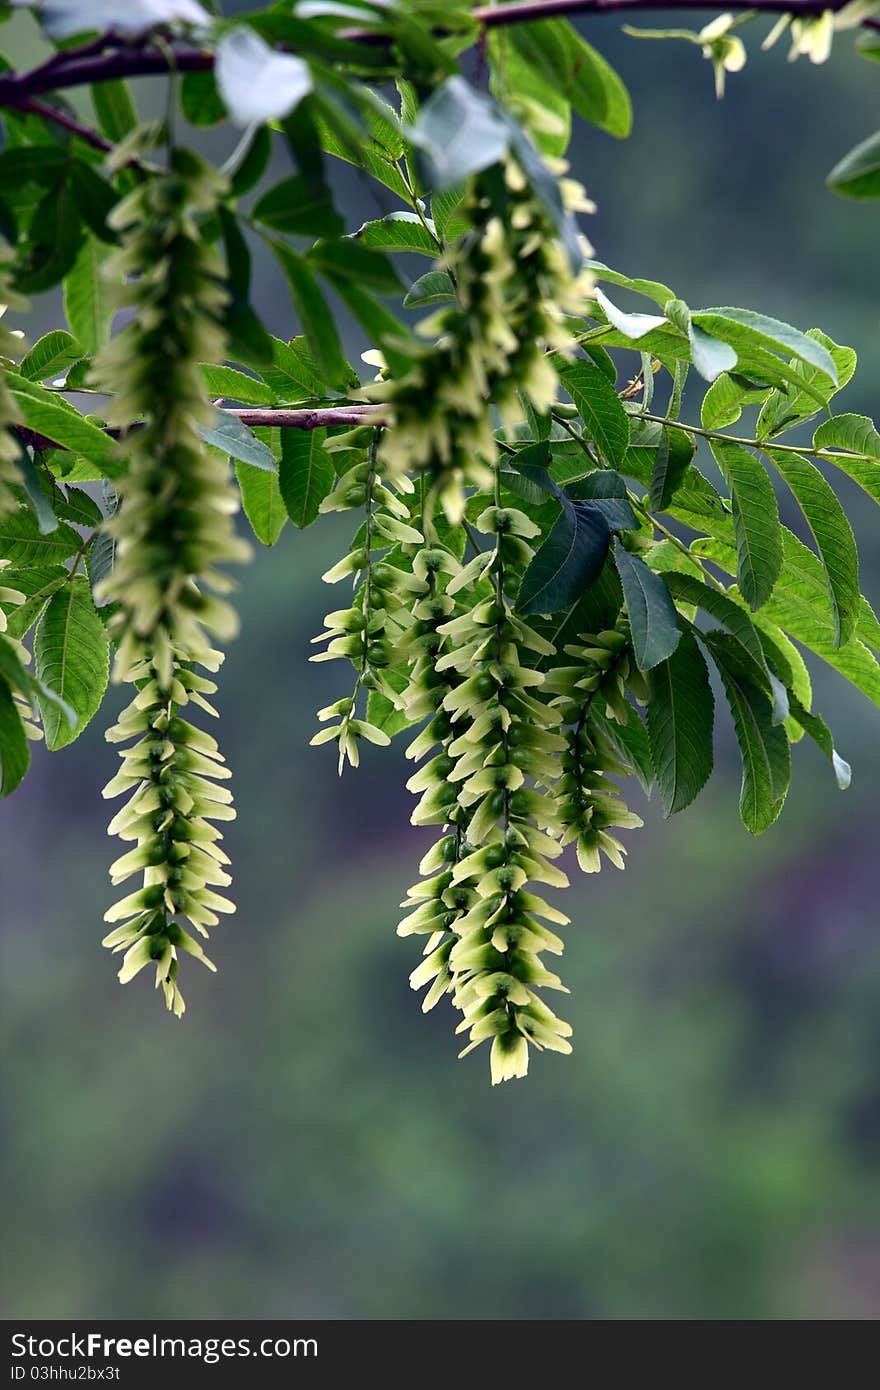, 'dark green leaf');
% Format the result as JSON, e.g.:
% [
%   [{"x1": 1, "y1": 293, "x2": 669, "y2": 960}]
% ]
[
  {"x1": 518, "y1": 502, "x2": 610, "y2": 615},
  {"x1": 262, "y1": 335, "x2": 327, "y2": 401},
  {"x1": 564, "y1": 470, "x2": 638, "y2": 530},
  {"x1": 180, "y1": 70, "x2": 225, "y2": 127},
  {"x1": 8, "y1": 374, "x2": 119, "y2": 475},
  {"x1": 647, "y1": 626, "x2": 714, "y2": 815},
  {"x1": 592, "y1": 705, "x2": 654, "y2": 796},
  {"x1": 403, "y1": 270, "x2": 454, "y2": 308},
  {"x1": 307, "y1": 237, "x2": 402, "y2": 293},
  {"x1": 1, "y1": 564, "x2": 67, "y2": 639},
  {"x1": 703, "y1": 629, "x2": 791, "y2": 834},
  {"x1": 252, "y1": 175, "x2": 343, "y2": 237},
  {"x1": 787, "y1": 694, "x2": 851, "y2": 790},
  {"x1": 649, "y1": 425, "x2": 695, "y2": 509},
  {"x1": 63, "y1": 232, "x2": 115, "y2": 356},
  {"x1": 613, "y1": 537, "x2": 681, "y2": 670},
  {"x1": 0, "y1": 675, "x2": 29, "y2": 797}
]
